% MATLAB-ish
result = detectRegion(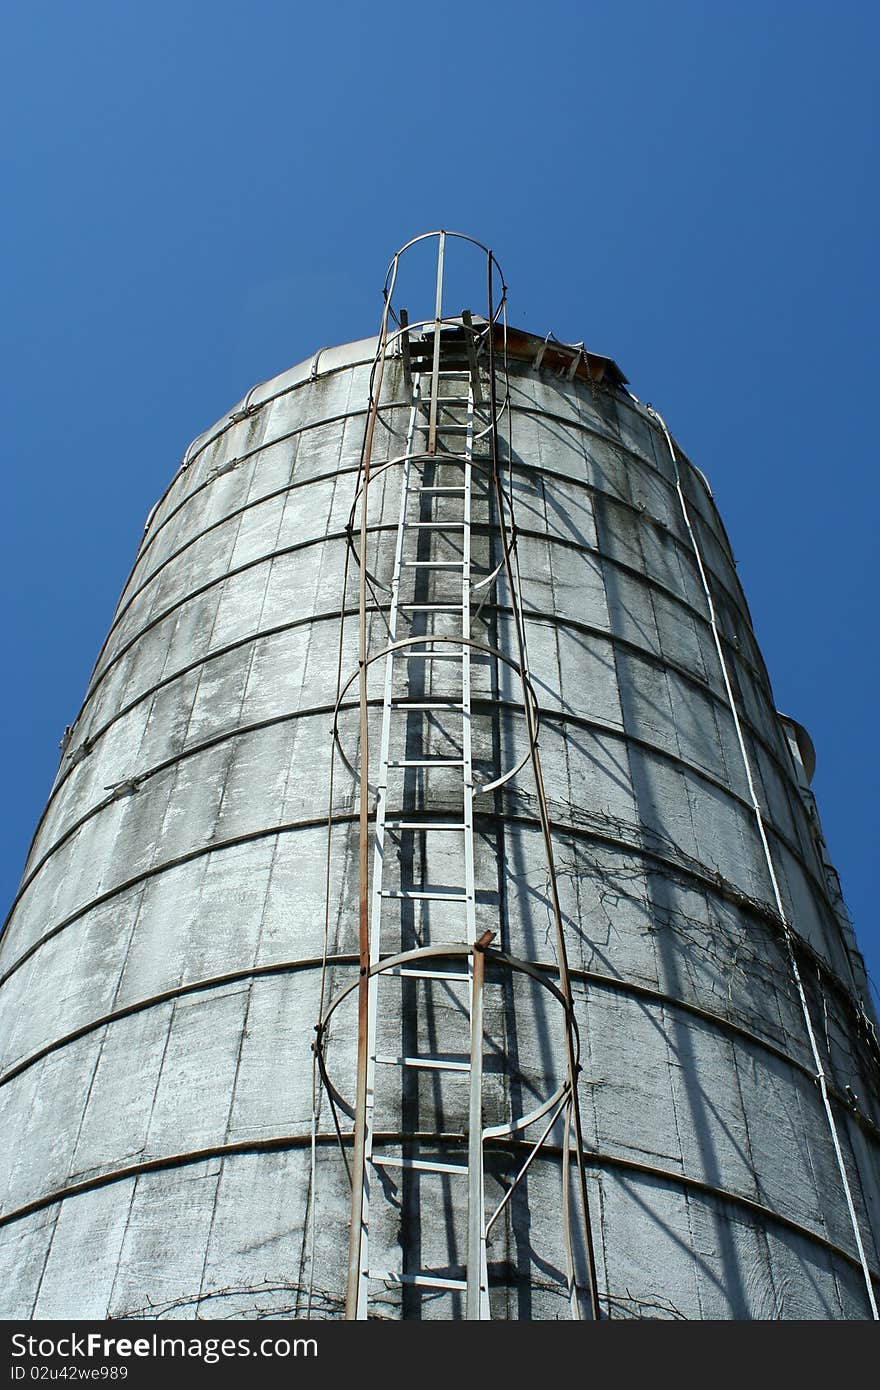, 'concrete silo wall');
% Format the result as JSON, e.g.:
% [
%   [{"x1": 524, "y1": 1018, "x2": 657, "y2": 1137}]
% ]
[{"x1": 0, "y1": 335, "x2": 878, "y2": 1319}]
